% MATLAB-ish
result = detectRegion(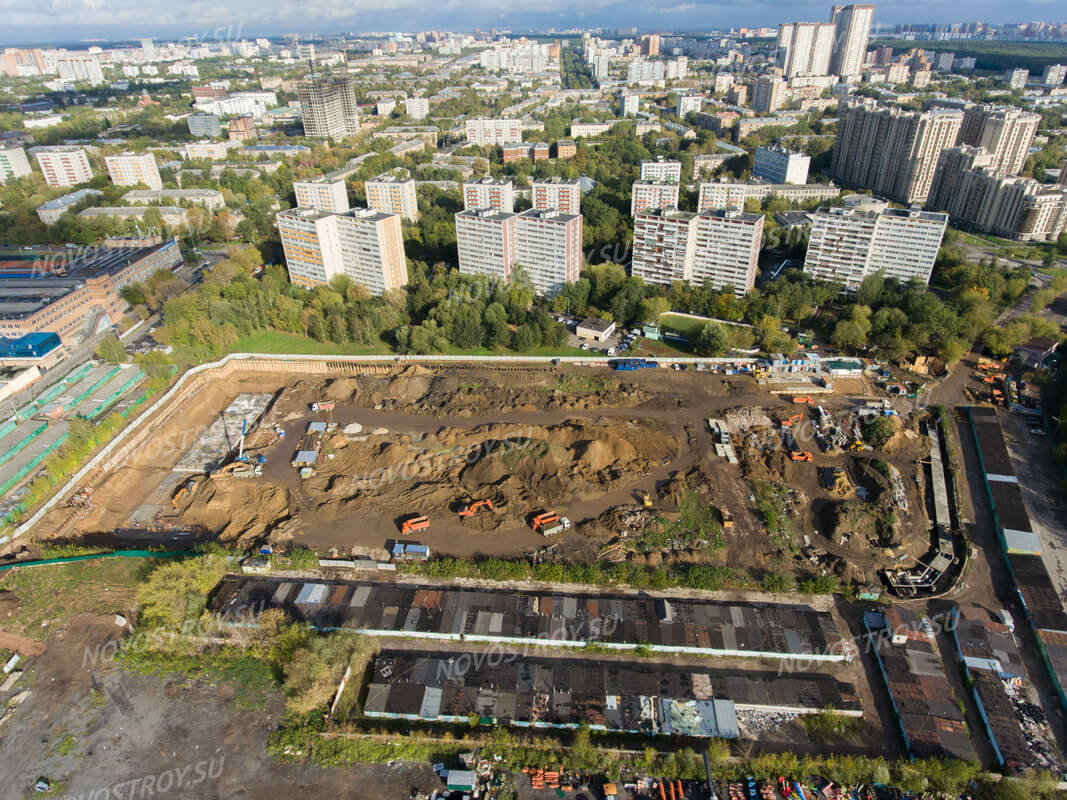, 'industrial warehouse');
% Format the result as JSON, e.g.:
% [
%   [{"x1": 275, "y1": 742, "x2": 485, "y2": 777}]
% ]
[
  {"x1": 966, "y1": 406, "x2": 1067, "y2": 717},
  {"x1": 363, "y1": 651, "x2": 862, "y2": 737},
  {"x1": 211, "y1": 576, "x2": 848, "y2": 660},
  {"x1": 864, "y1": 607, "x2": 978, "y2": 763}
]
